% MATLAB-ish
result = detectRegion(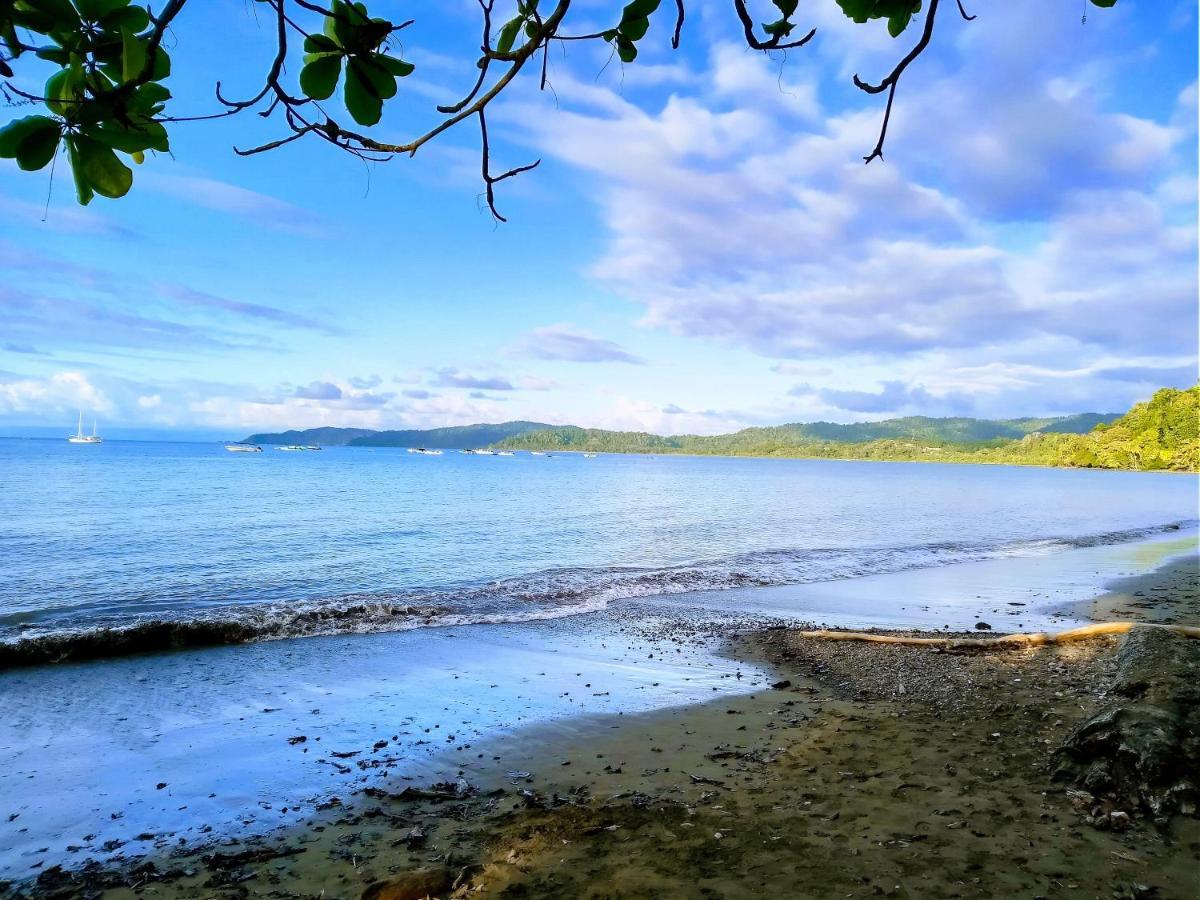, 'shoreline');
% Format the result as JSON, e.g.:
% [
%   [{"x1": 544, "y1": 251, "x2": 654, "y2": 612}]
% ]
[
  {"x1": 8, "y1": 552, "x2": 1198, "y2": 898},
  {"x1": 8, "y1": 433, "x2": 1194, "y2": 474}
]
